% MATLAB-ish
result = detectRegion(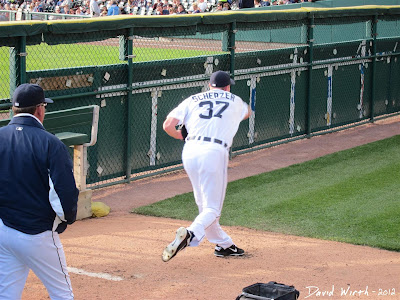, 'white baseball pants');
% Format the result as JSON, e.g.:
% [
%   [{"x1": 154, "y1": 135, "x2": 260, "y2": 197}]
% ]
[
  {"x1": 0, "y1": 218, "x2": 74, "y2": 300},
  {"x1": 183, "y1": 142, "x2": 234, "y2": 249}
]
